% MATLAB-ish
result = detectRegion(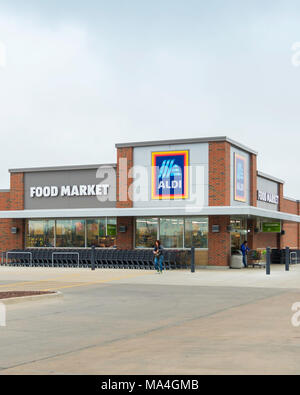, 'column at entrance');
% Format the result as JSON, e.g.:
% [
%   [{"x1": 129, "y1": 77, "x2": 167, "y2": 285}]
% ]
[
  {"x1": 116, "y1": 217, "x2": 134, "y2": 250},
  {"x1": 208, "y1": 216, "x2": 231, "y2": 267}
]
